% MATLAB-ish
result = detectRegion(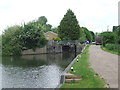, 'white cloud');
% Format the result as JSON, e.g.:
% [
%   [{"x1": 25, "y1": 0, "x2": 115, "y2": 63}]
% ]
[{"x1": 0, "y1": 0, "x2": 119, "y2": 34}]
